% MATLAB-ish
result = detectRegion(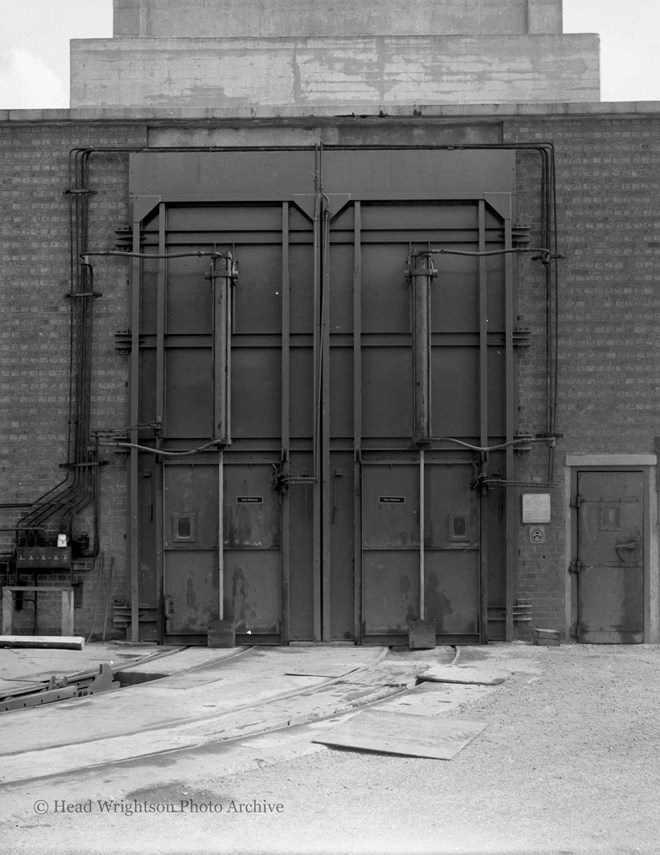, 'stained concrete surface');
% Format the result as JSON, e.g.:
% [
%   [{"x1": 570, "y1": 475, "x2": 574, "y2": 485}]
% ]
[
  {"x1": 113, "y1": 0, "x2": 564, "y2": 38},
  {"x1": 70, "y1": 34, "x2": 600, "y2": 109},
  {"x1": 2, "y1": 643, "x2": 659, "y2": 854}
]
